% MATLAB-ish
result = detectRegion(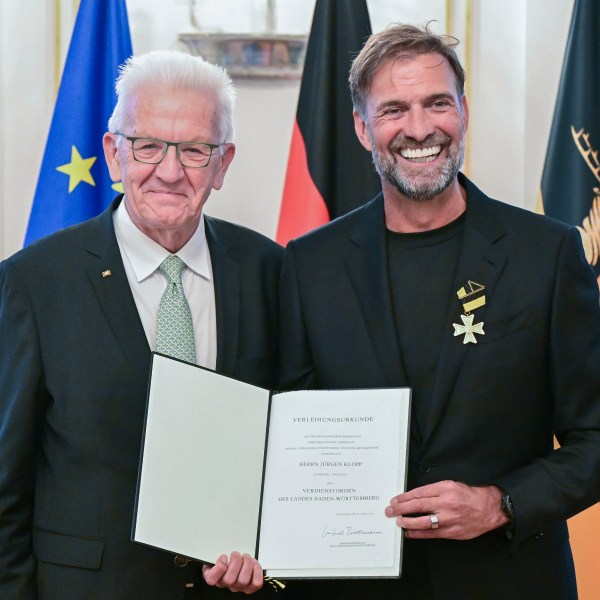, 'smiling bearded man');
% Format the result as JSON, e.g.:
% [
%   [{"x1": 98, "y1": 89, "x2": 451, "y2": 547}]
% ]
[
  {"x1": 278, "y1": 23, "x2": 600, "y2": 600},
  {"x1": 363, "y1": 52, "x2": 467, "y2": 204}
]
